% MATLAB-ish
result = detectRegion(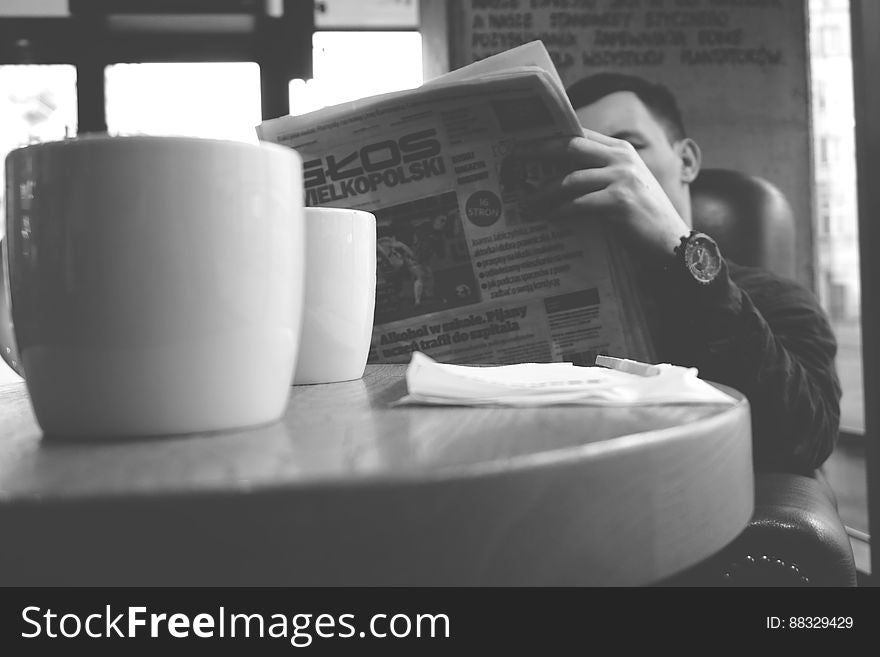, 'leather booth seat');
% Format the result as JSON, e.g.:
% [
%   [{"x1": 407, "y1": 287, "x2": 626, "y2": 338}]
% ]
[{"x1": 691, "y1": 168, "x2": 797, "y2": 280}]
